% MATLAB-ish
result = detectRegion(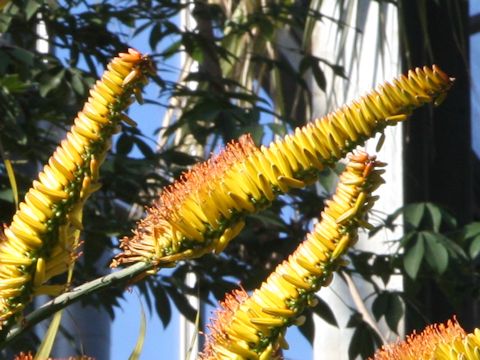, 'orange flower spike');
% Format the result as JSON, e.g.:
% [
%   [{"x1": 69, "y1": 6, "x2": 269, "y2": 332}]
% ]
[
  {"x1": 0, "y1": 49, "x2": 153, "y2": 330},
  {"x1": 14, "y1": 352, "x2": 95, "y2": 360},
  {"x1": 113, "y1": 66, "x2": 452, "y2": 270},
  {"x1": 371, "y1": 318, "x2": 480, "y2": 360},
  {"x1": 200, "y1": 152, "x2": 385, "y2": 359}
]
